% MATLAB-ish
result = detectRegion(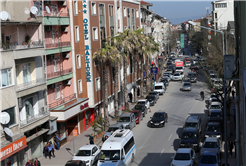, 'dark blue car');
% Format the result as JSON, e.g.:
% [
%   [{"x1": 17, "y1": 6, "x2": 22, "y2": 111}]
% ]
[
  {"x1": 198, "y1": 151, "x2": 221, "y2": 166},
  {"x1": 179, "y1": 128, "x2": 201, "y2": 151},
  {"x1": 205, "y1": 122, "x2": 222, "y2": 140}
]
